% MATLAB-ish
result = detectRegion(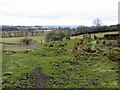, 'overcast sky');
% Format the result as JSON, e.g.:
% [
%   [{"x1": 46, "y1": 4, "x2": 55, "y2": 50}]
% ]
[{"x1": 0, "y1": 0, "x2": 119, "y2": 26}]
